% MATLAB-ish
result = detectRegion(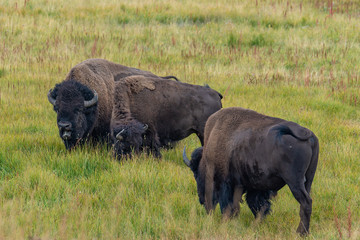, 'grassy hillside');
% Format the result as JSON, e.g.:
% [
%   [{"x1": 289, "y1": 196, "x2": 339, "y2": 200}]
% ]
[{"x1": 0, "y1": 0, "x2": 359, "y2": 239}]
